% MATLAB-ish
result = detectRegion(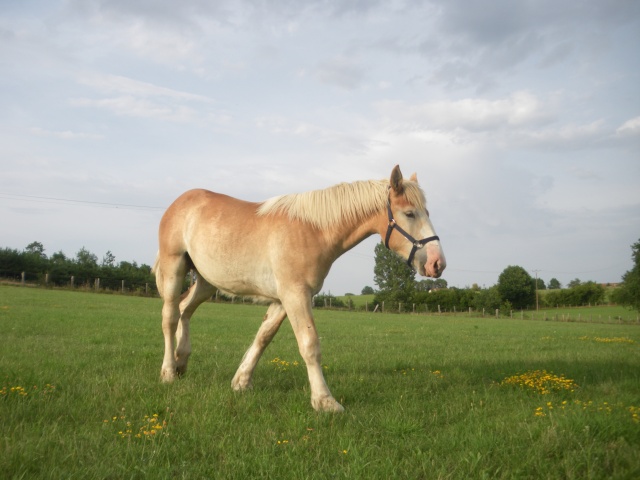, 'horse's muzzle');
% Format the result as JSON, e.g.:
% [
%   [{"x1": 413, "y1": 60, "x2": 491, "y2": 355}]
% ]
[{"x1": 424, "y1": 244, "x2": 446, "y2": 278}]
